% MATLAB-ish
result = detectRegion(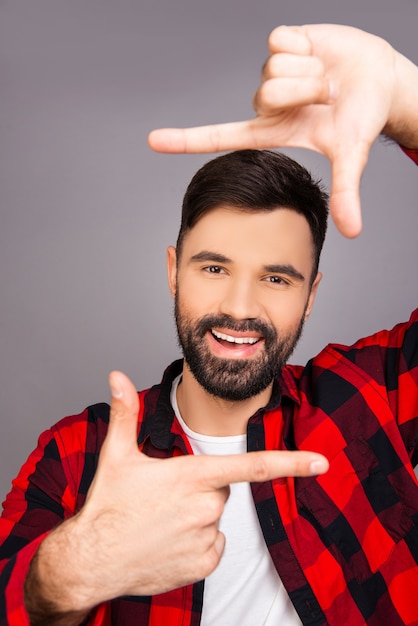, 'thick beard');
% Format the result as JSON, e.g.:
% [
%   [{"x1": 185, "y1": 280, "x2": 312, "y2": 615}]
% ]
[{"x1": 174, "y1": 293, "x2": 305, "y2": 402}]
